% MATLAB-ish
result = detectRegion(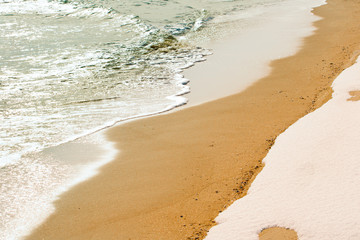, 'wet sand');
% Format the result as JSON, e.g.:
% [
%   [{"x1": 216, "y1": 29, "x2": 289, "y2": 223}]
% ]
[
  {"x1": 26, "y1": 0, "x2": 360, "y2": 239},
  {"x1": 259, "y1": 227, "x2": 298, "y2": 240}
]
